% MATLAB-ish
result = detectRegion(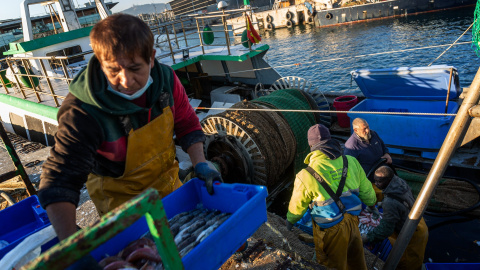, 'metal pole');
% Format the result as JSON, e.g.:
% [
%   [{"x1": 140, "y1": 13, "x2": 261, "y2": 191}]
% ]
[
  {"x1": 6, "y1": 59, "x2": 26, "y2": 98},
  {"x1": 164, "y1": 25, "x2": 176, "y2": 64},
  {"x1": 445, "y1": 68, "x2": 453, "y2": 114},
  {"x1": 383, "y1": 66, "x2": 480, "y2": 269},
  {"x1": 195, "y1": 19, "x2": 205, "y2": 55},
  {"x1": 222, "y1": 12, "x2": 231, "y2": 55},
  {"x1": 0, "y1": 123, "x2": 37, "y2": 196},
  {"x1": 181, "y1": 21, "x2": 188, "y2": 47},
  {"x1": 22, "y1": 59, "x2": 42, "y2": 102},
  {"x1": 0, "y1": 69, "x2": 10, "y2": 94},
  {"x1": 171, "y1": 23, "x2": 180, "y2": 49},
  {"x1": 60, "y1": 59, "x2": 71, "y2": 85},
  {"x1": 38, "y1": 59, "x2": 60, "y2": 107},
  {"x1": 48, "y1": 4, "x2": 58, "y2": 35}
]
